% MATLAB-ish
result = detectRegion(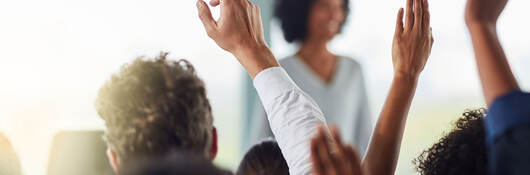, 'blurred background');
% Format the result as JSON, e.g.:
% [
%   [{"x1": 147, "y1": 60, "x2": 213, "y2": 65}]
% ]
[{"x1": 1, "y1": 0, "x2": 530, "y2": 174}]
